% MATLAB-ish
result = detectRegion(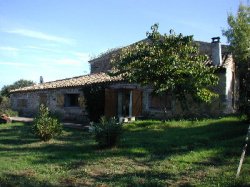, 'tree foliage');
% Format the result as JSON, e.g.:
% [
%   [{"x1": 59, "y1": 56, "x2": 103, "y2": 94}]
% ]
[
  {"x1": 223, "y1": 4, "x2": 250, "y2": 64},
  {"x1": 111, "y1": 24, "x2": 218, "y2": 106},
  {"x1": 222, "y1": 4, "x2": 250, "y2": 115},
  {"x1": 0, "y1": 96, "x2": 18, "y2": 116},
  {"x1": 0, "y1": 79, "x2": 35, "y2": 97}
]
